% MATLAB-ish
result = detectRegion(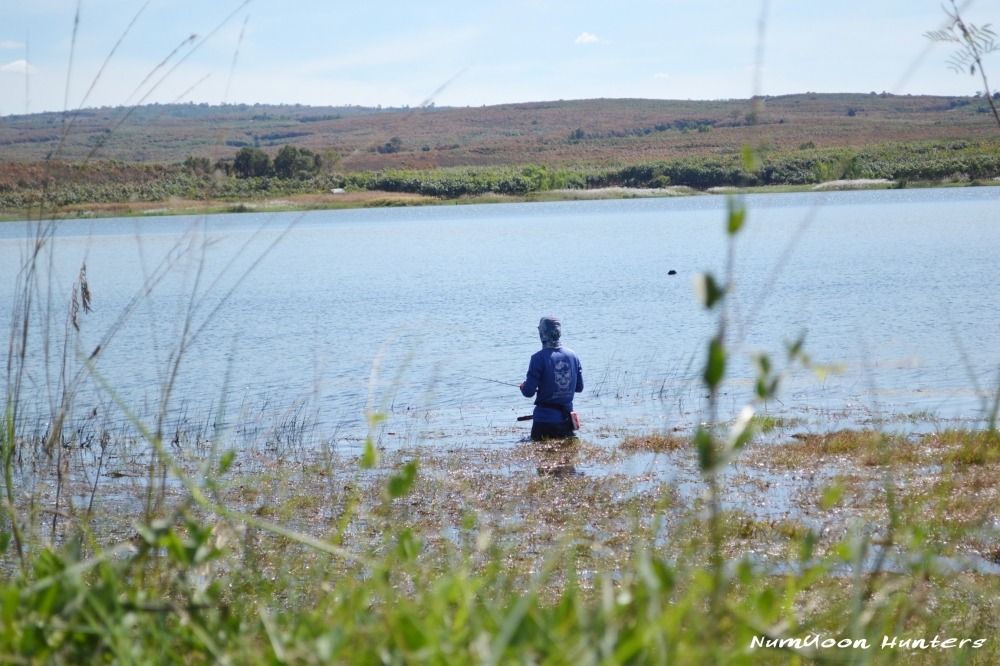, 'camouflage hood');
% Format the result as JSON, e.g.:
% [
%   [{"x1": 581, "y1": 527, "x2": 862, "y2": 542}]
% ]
[{"x1": 538, "y1": 316, "x2": 562, "y2": 349}]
